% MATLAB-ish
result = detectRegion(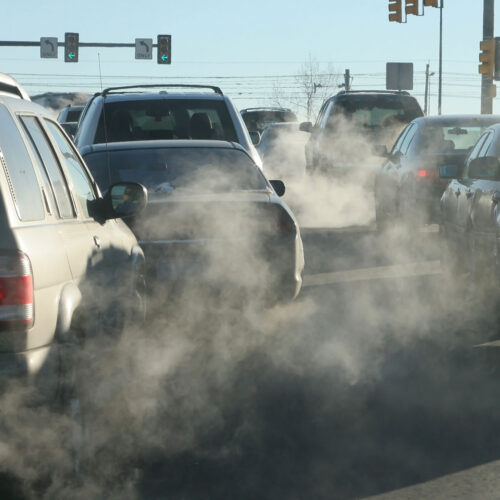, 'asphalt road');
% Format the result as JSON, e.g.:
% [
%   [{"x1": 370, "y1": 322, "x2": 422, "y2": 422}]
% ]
[{"x1": 4, "y1": 223, "x2": 500, "y2": 499}]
